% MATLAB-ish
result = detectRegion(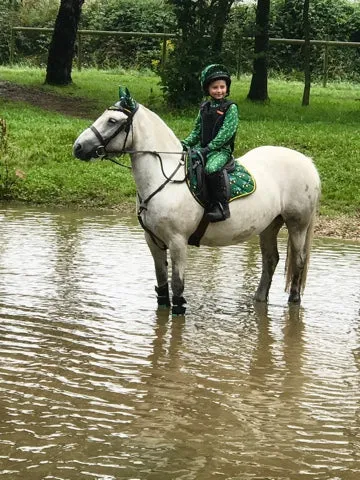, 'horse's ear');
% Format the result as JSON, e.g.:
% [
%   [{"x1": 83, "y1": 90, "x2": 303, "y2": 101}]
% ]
[
  {"x1": 119, "y1": 85, "x2": 127, "y2": 101},
  {"x1": 118, "y1": 85, "x2": 137, "y2": 112}
]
